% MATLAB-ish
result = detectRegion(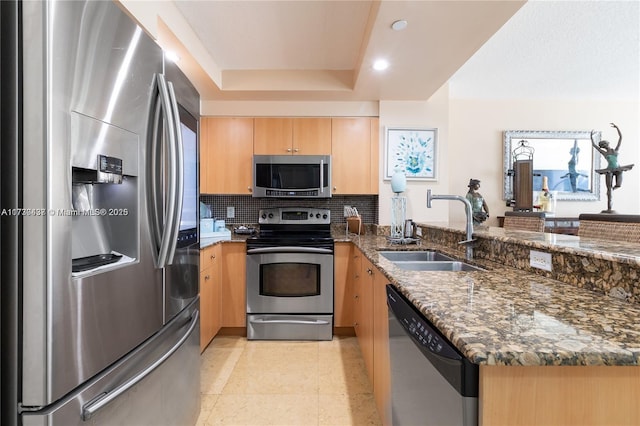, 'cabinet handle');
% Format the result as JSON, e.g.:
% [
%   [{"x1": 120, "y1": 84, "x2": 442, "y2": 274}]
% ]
[
  {"x1": 354, "y1": 294, "x2": 359, "y2": 299},
  {"x1": 210, "y1": 254, "x2": 215, "y2": 260},
  {"x1": 367, "y1": 268, "x2": 373, "y2": 275},
  {"x1": 353, "y1": 322, "x2": 359, "y2": 327},
  {"x1": 286, "y1": 148, "x2": 292, "y2": 152},
  {"x1": 247, "y1": 186, "x2": 252, "y2": 192},
  {"x1": 333, "y1": 186, "x2": 337, "y2": 191},
  {"x1": 293, "y1": 148, "x2": 299, "y2": 152},
  {"x1": 204, "y1": 275, "x2": 210, "y2": 281}
]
